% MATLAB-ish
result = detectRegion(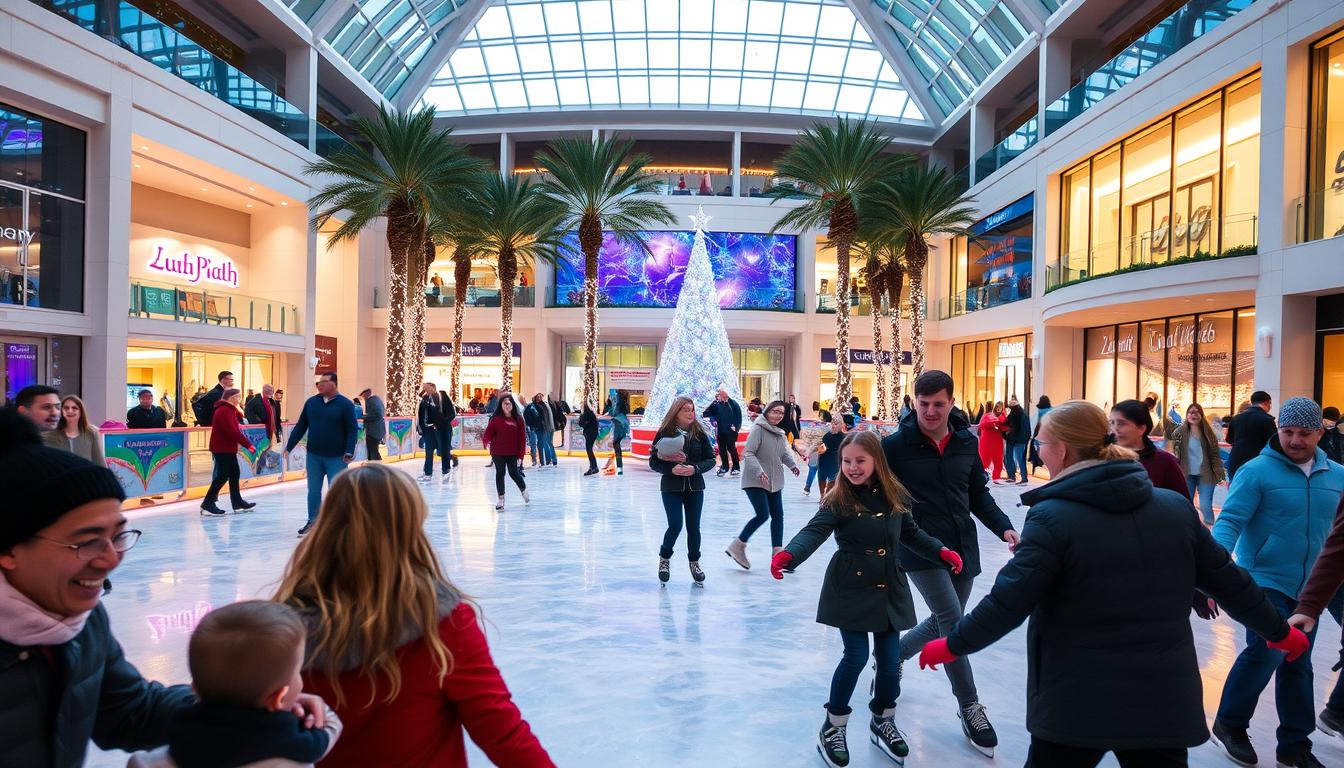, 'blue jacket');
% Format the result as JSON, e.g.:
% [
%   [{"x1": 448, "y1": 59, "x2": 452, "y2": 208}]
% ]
[
  {"x1": 1212, "y1": 439, "x2": 1344, "y2": 599},
  {"x1": 284, "y1": 394, "x2": 359, "y2": 458},
  {"x1": 701, "y1": 399, "x2": 742, "y2": 435}
]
